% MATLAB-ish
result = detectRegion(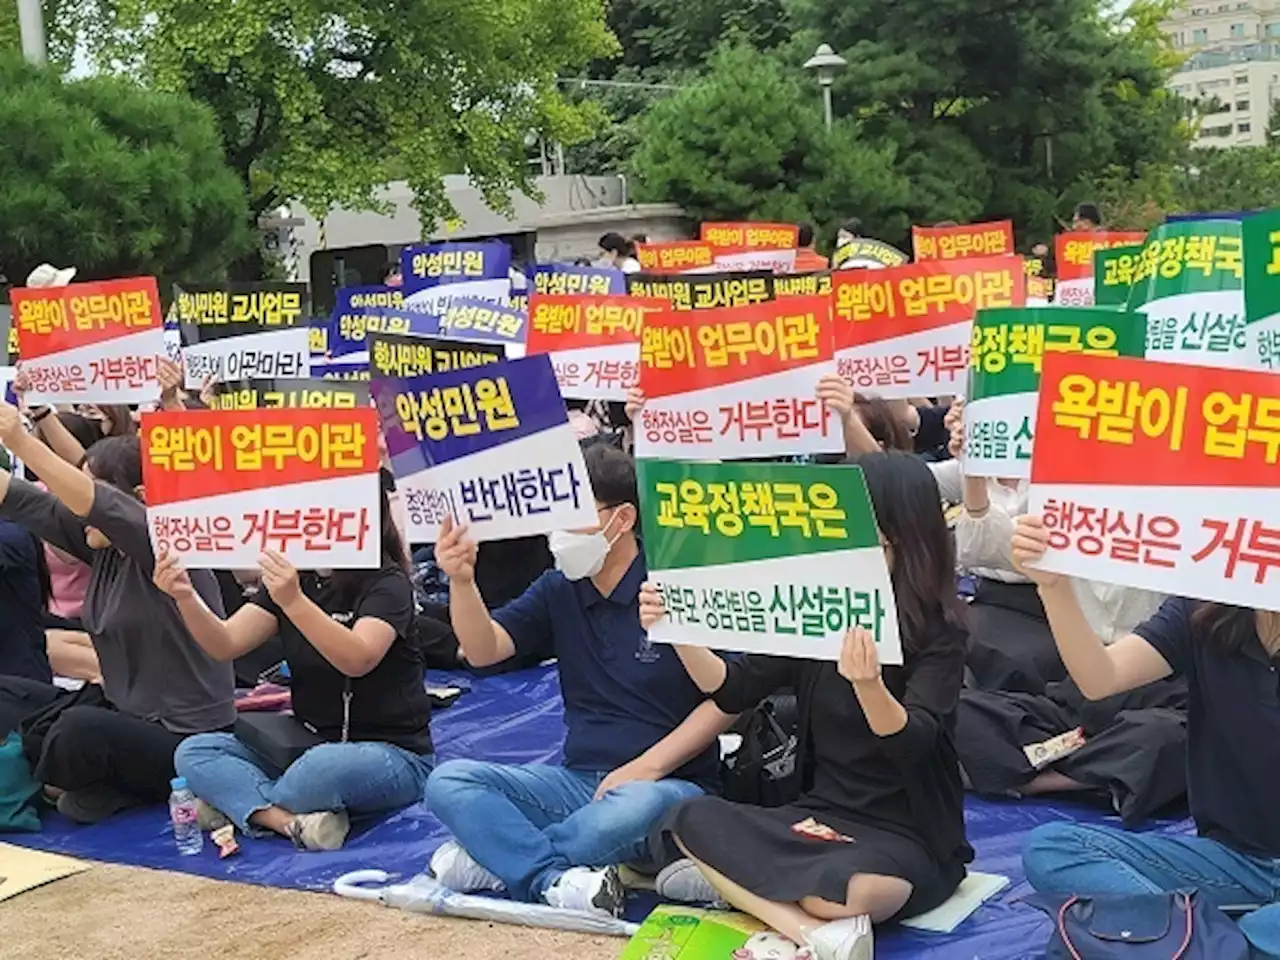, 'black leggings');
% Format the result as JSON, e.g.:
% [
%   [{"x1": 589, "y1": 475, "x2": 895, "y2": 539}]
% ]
[{"x1": 0, "y1": 677, "x2": 183, "y2": 803}]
